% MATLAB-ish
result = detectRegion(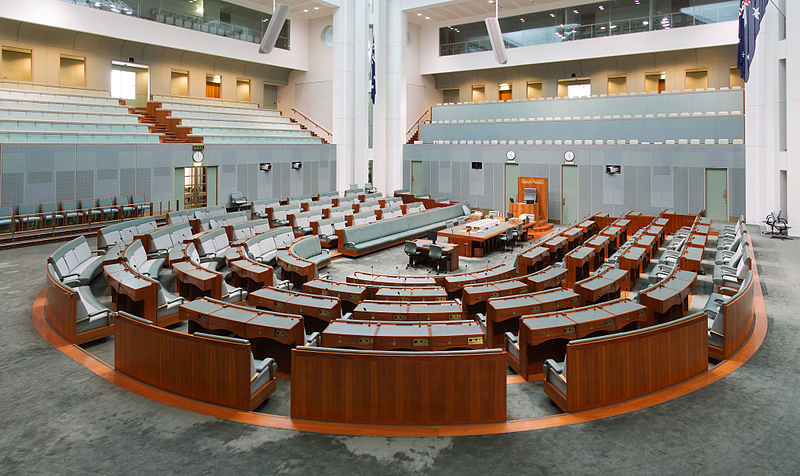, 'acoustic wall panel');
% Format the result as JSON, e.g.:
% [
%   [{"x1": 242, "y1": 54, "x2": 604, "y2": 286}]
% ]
[
  {"x1": 119, "y1": 168, "x2": 136, "y2": 197},
  {"x1": 55, "y1": 171, "x2": 74, "y2": 204},
  {"x1": 688, "y1": 166, "x2": 705, "y2": 214},
  {"x1": 673, "y1": 166, "x2": 689, "y2": 213},
  {"x1": 637, "y1": 165, "x2": 652, "y2": 215}
]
